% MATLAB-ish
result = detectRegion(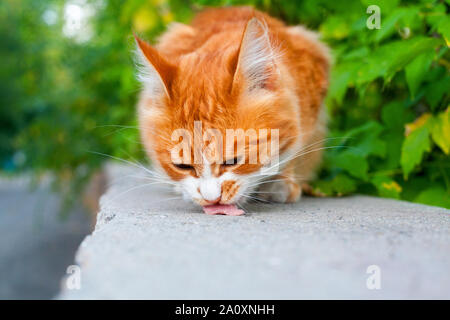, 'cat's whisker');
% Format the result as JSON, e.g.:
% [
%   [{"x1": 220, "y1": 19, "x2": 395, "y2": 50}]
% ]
[
  {"x1": 249, "y1": 136, "x2": 349, "y2": 175},
  {"x1": 247, "y1": 173, "x2": 308, "y2": 190},
  {"x1": 130, "y1": 176, "x2": 177, "y2": 187},
  {"x1": 105, "y1": 182, "x2": 179, "y2": 205},
  {"x1": 236, "y1": 200, "x2": 249, "y2": 213},
  {"x1": 245, "y1": 178, "x2": 288, "y2": 188},
  {"x1": 240, "y1": 138, "x2": 348, "y2": 182},
  {"x1": 94, "y1": 125, "x2": 139, "y2": 129},
  {"x1": 253, "y1": 191, "x2": 285, "y2": 194},
  {"x1": 240, "y1": 194, "x2": 271, "y2": 203},
  {"x1": 262, "y1": 145, "x2": 346, "y2": 173},
  {"x1": 88, "y1": 151, "x2": 170, "y2": 182},
  {"x1": 92, "y1": 124, "x2": 143, "y2": 138},
  {"x1": 125, "y1": 174, "x2": 176, "y2": 184},
  {"x1": 89, "y1": 151, "x2": 149, "y2": 173},
  {"x1": 107, "y1": 173, "x2": 152, "y2": 188}
]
